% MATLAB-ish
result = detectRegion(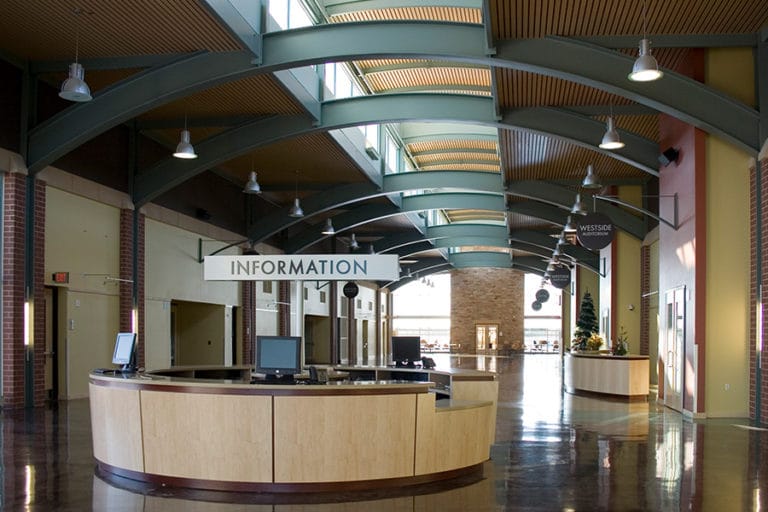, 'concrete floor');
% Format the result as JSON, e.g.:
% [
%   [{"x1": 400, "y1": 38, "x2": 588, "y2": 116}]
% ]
[{"x1": 2, "y1": 354, "x2": 766, "y2": 511}]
